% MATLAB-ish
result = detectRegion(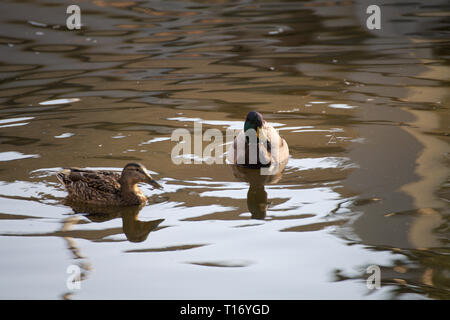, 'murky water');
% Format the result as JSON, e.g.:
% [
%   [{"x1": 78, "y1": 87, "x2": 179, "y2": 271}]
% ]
[{"x1": 0, "y1": 0, "x2": 448, "y2": 299}]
